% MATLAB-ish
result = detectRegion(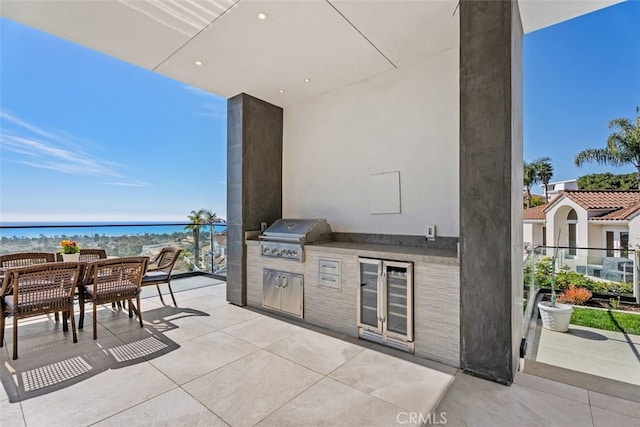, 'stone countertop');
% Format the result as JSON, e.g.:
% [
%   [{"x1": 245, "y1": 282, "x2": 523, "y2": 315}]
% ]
[
  {"x1": 246, "y1": 238, "x2": 459, "y2": 264},
  {"x1": 307, "y1": 240, "x2": 458, "y2": 263}
]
